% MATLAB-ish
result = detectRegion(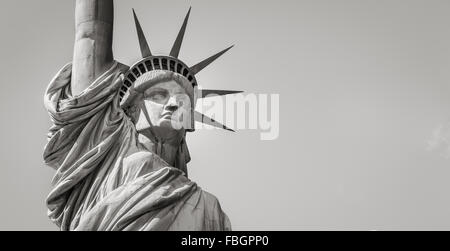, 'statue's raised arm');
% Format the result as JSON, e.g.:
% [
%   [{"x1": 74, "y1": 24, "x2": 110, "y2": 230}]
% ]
[{"x1": 72, "y1": 0, "x2": 114, "y2": 95}]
